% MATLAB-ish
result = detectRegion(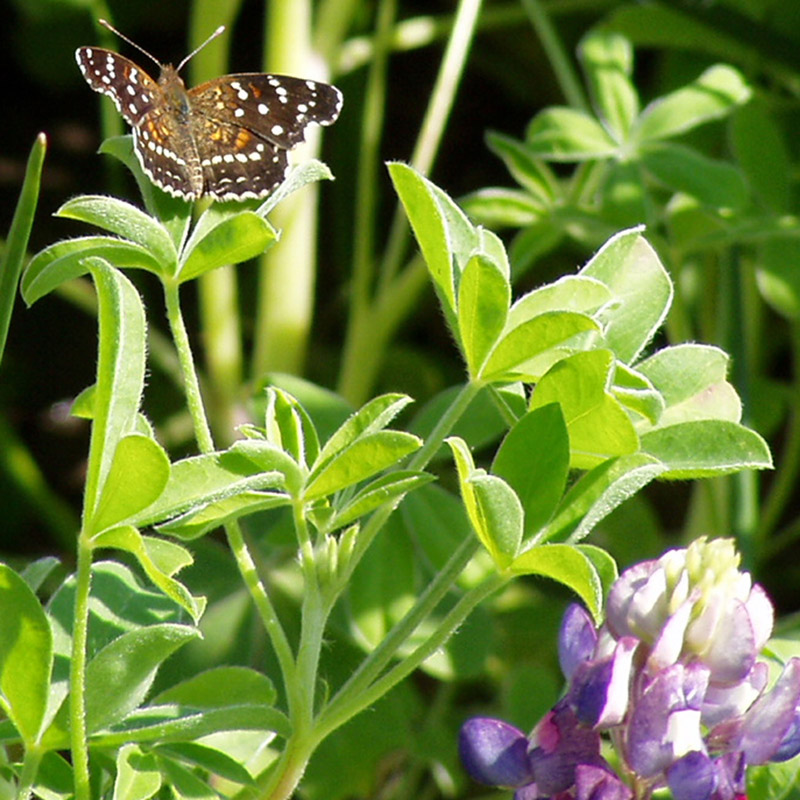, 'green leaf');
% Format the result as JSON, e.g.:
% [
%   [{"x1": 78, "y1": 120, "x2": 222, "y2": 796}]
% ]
[
  {"x1": 129, "y1": 451, "x2": 289, "y2": 529},
  {"x1": 508, "y1": 275, "x2": 612, "y2": 328},
  {"x1": 508, "y1": 544, "x2": 603, "y2": 621},
  {"x1": 576, "y1": 544, "x2": 618, "y2": 599},
  {"x1": 388, "y1": 162, "x2": 456, "y2": 309},
  {"x1": 602, "y1": 161, "x2": 649, "y2": 227},
  {"x1": 531, "y1": 350, "x2": 639, "y2": 470},
  {"x1": 447, "y1": 437, "x2": 521, "y2": 567},
  {"x1": 57, "y1": 195, "x2": 177, "y2": 273},
  {"x1": 157, "y1": 490, "x2": 290, "y2": 539},
  {"x1": 757, "y1": 238, "x2": 800, "y2": 319},
  {"x1": 263, "y1": 387, "x2": 320, "y2": 468},
  {"x1": 153, "y1": 666, "x2": 276, "y2": 708},
  {"x1": 42, "y1": 623, "x2": 201, "y2": 747},
  {"x1": 88, "y1": 434, "x2": 170, "y2": 534},
  {"x1": 641, "y1": 142, "x2": 748, "y2": 210},
  {"x1": 469, "y1": 473, "x2": 524, "y2": 568},
  {"x1": 612, "y1": 363, "x2": 665, "y2": 425},
  {"x1": 480, "y1": 310, "x2": 600, "y2": 382},
  {"x1": 580, "y1": 228, "x2": 672, "y2": 364},
  {"x1": 640, "y1": 420, "x2": 772, "y2": 478},
  {"x1": 312, "y1": 394, "x2": 413, "y2": 476},
  {"x1": 178, "y1": 211, "x2": 277, "y2": 282},
  {"x1": 21, "y1": 237, "x2": 162, "y2": 305},
  {"x1": 229, "y1": 439, "x2": 303, "y2": 494},
  {"x1": 485, "y1": 131, "x2": 559, "y2": 202},
  {"x1": 304, "y1": 431, "x2": 422, "y2": 500},
  {"x1": 634, "y1": 64, "x2": 751, "y2": 142},
  {"x1": 331, "y1": 471, "x2": 434, "y2": 531},
  {"x1": 457, "y1": 254, "x2": 510, "y2": 377},
  {"x1": 158, "y1": 757, "x2": 217, "y2": 800},
  {"x1": 461, "y1": 187, "x2": 545, "y2": 228},
  {"x1": 636, "y1": 344, "x2": 740, "y2": 428},
  {"x1": 256, "y1": 158, "x2": 335, "y2": 218},
  {"x1": 0, "y1": 133, "x2": 46, "y2": 368},
  {"x1": 114, "y1": 745, "x2": 162, "y2": 800},
  {"x1": 579, "y1": 31, "x2": 639, "y2": 140},
  {"x1": 83, "y1": 260, "x2": 148, "y2": 530},
  {"x1": 98, "y1": 136, "x2": 192, "y2": 250},
  {"x1": 91, "y1": 703, "x2": 291, "y2": 746},
  {"x1": 526, "y1": 107, "x2": 618, "y2": 161},
  {"x1": 492, "y1": 404, "x2": 570, "y2": 538},
  {"x1": 84, "y1": 624, "x2": 200, "y2": 733},
  {"x1": 731, "y1": 99, "x2": 791, "y2": 213},
  {"x1": 91, "y1": 527, "x2": 204, "y2": 621},
  {"x1": 154, "y1": 742, "x2": 254, "y2": 786},
  {"x1": 0, "y1": 563, "x2": 52, "y2": 744}
]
